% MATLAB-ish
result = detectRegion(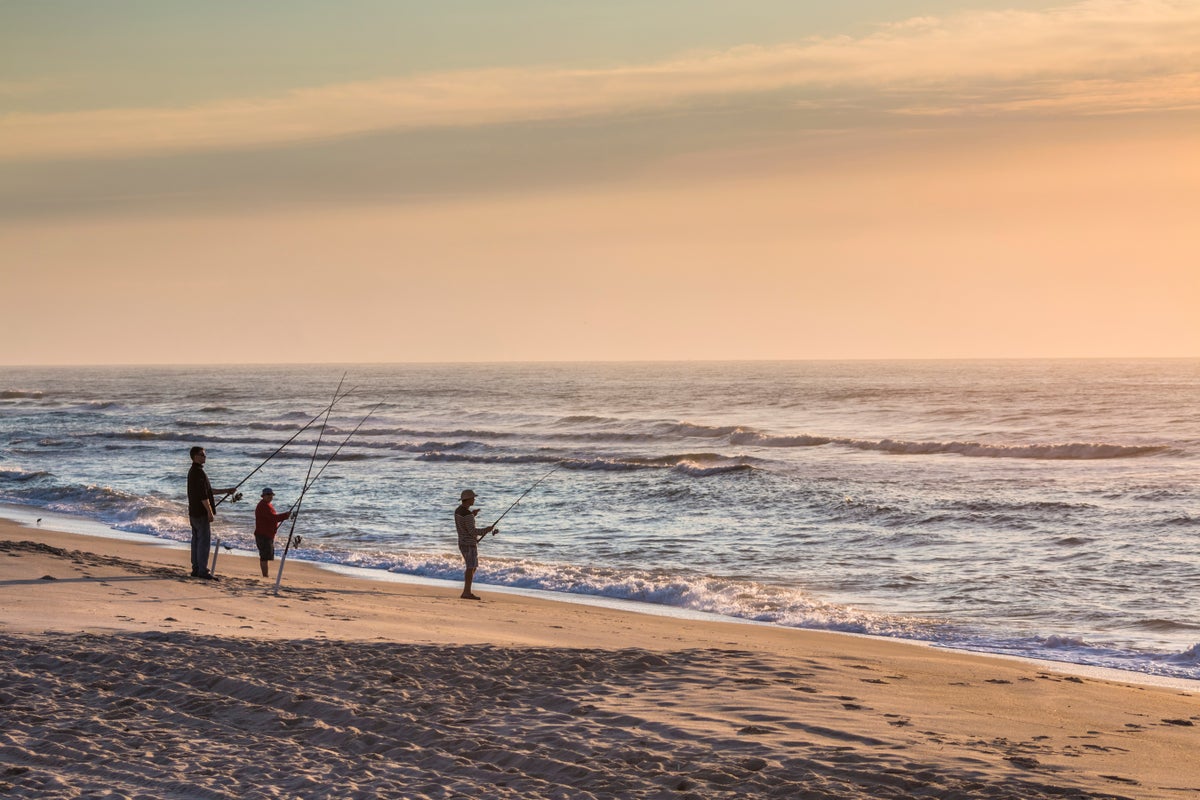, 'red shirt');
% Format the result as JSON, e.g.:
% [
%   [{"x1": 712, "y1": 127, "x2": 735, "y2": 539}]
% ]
[{"x1": 254, "y1": 499, "x2": 289, "y2": 538}]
